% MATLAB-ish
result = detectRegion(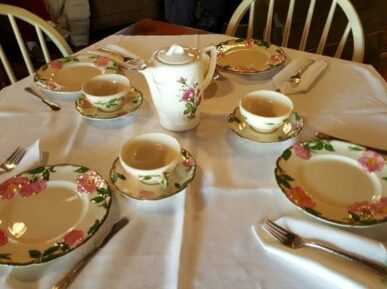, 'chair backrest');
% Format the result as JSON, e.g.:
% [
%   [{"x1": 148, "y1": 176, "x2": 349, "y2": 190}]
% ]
[
  {"x1": 225, "y1": 0, "x2": 364, "y2": 62},
  {"x1": 0, "y1": 4, "x2": 73, "y2": 84}
]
